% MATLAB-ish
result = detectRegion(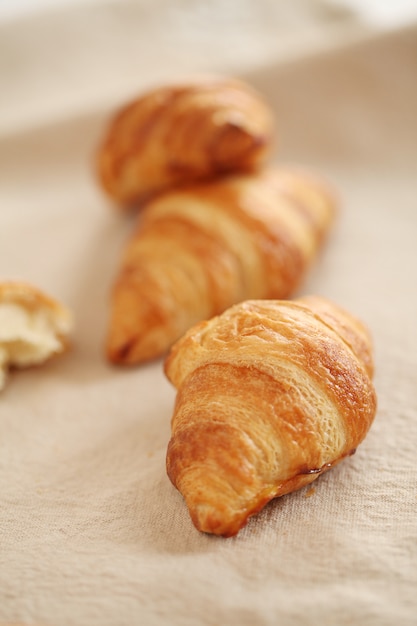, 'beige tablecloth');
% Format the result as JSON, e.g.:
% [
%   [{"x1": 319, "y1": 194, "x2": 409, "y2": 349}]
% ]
[{"x1": 0, "y1": 3, "x2": 416, "y2": 625}]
